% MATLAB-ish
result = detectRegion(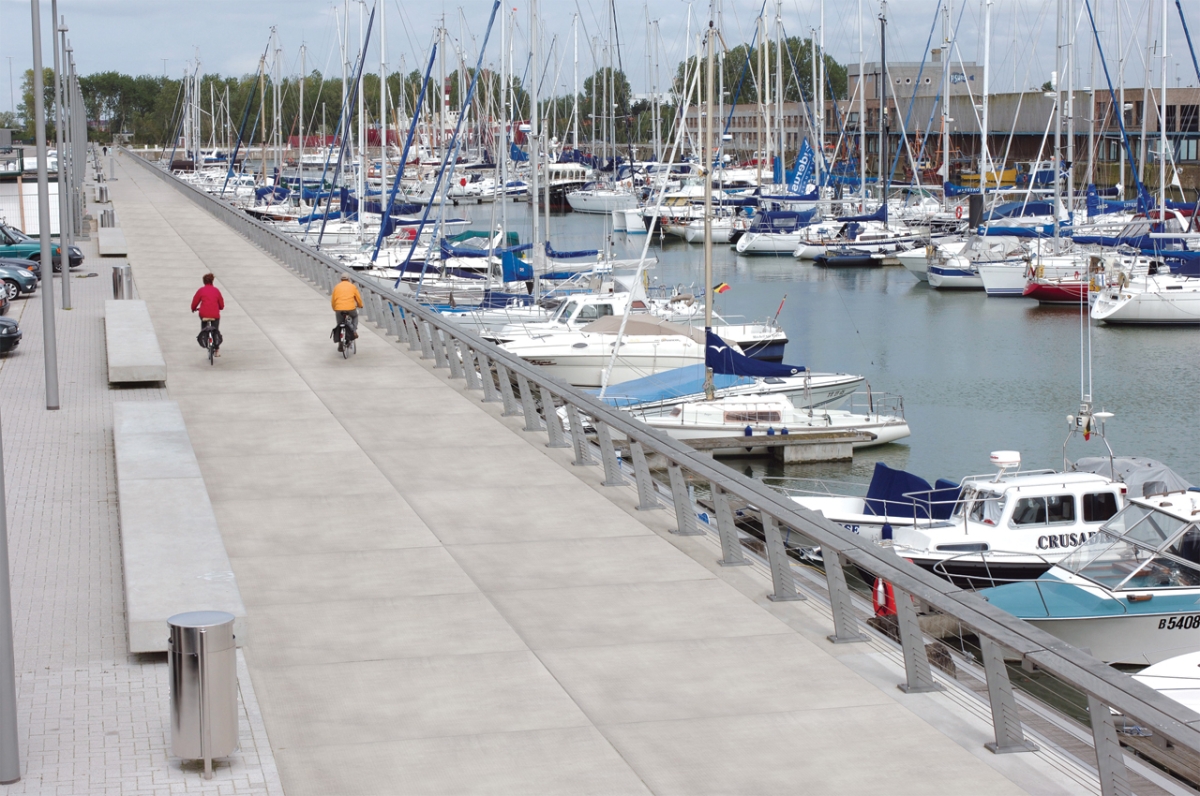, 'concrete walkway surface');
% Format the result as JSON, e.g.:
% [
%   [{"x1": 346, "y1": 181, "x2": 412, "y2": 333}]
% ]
[{"x1": 105, "y1": 152, "x2": 1105, "y2": 796}]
